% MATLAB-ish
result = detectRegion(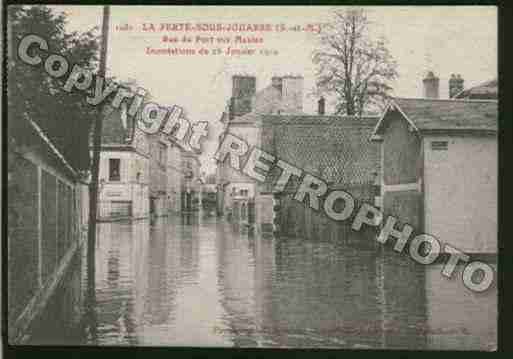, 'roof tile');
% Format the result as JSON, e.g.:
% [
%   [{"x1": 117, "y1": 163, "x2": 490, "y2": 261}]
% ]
[{"x1": 392, "y1": 98, "x2": 497, "y2": 132}]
